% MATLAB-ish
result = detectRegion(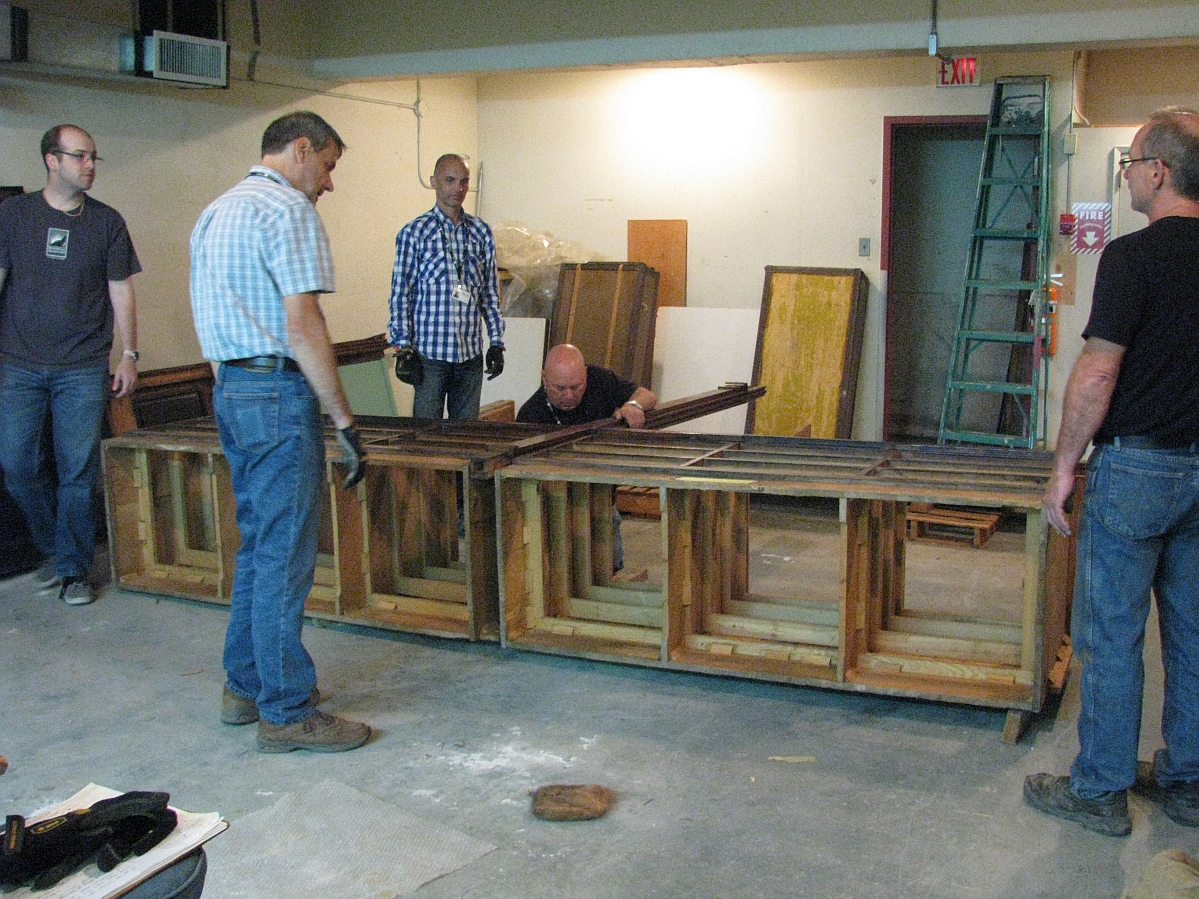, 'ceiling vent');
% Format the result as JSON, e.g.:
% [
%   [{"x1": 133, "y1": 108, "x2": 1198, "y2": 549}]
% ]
[{"x1": 142, "y1": 30, "x2": 227, "y2": 87}]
